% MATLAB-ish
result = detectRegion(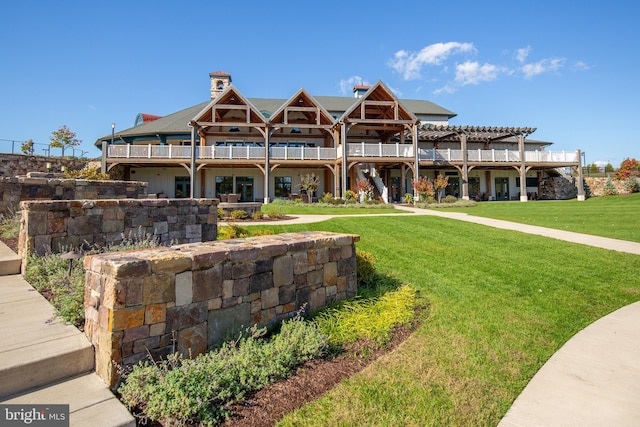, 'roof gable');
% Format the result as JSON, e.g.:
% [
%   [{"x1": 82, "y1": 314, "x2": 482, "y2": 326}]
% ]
[
  {"x1": 268, "y1": 88, "x2": 335, "y2": 129},
  {"x1": 192, "y1": 86, "x2": 267, "y2": 126},
  {"x1": 341, "y1": 81, "x2": 418, "y2": 124}
]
